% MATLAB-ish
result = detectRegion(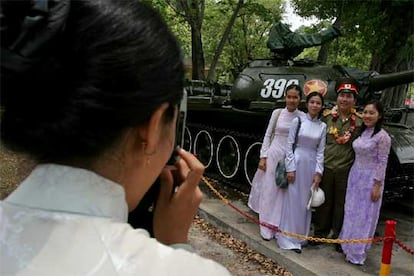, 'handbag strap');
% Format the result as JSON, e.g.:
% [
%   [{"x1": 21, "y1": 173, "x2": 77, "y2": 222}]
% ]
[
  {"x1": 293, "y1": 116, "x2": 302, "y2": 153},
  {"x1": 270, "y1": 109, "x2": 282, "y2": 141}
]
